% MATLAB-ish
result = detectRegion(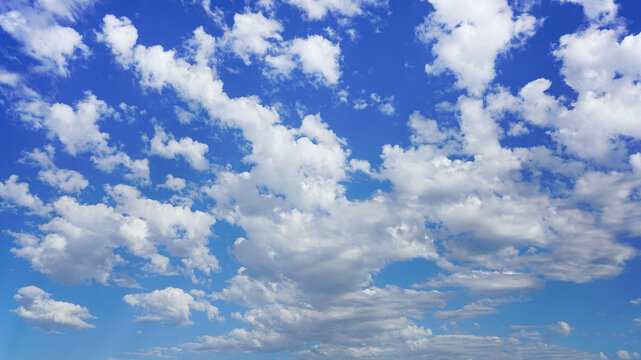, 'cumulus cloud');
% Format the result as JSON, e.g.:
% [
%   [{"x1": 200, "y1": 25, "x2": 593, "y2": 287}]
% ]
[
  {"x1": 284, "y1": 0, "x2": 386, "y2": 20},
  {"x1": 16, "y1": 92, "x2": 150, "y2": 183},
  {"x1": 265, "y1": 34, "x2": 341, "y2": 85},
  {"x1": 616, "y1": 350, "x2": 641, "y2": 359},
  {"x1": 0, "y1": 175, "x2": 51, "y2": 216},
  {"x1": 12, "y1": 286, "x2": 95, "y2": 332},
  {"x1": 217, "y1": 11, "x2": 342, "y2": 85},
  {"x1": 222, "y1": 11, "x2": 283, "y2": 64},
  {"x1": 123, "y1": 287, "x2": 221, "y2": 326},
  {"x1": 560, "y1": 0, "x2": 617, "y2": 23},
  {"x1": 158, "y1": 174, "x2": 186, "y2": 192},
  {"x1": 0, "y1": 0, "x2": 93, "y2": 75},
  {"x1": 22, "y1": 146, "x2": 88, "y2": 193},
  {"x1": 10, "y1": 183, "x2": 218, "y2": 285},
  {"x1": 147, "y1": 126, "x2": 209, "y2": 170},
  {"x1": 93, "y1": 14, "x2": 640, "y2": 357},
  {"x1": 416, "y1": 0, "x2": 538, "y2": 95}
]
